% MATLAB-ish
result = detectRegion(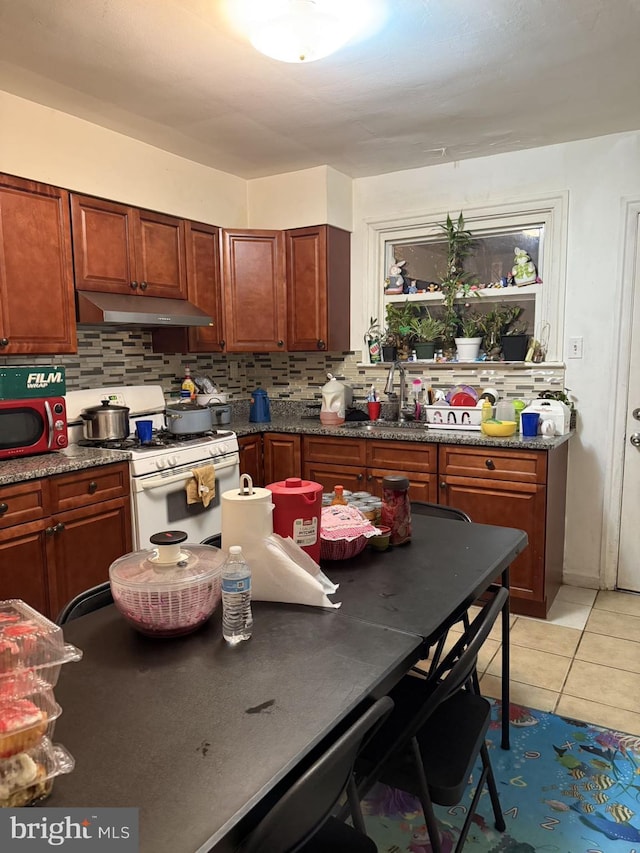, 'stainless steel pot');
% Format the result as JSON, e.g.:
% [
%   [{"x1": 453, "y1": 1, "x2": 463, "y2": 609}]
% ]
[
  {"x1": 165, "y1": 401, "x2": 213, "y2": 434},
  {"x1": 81, "y1": 399, "x2": 130, "y2": 441}
]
